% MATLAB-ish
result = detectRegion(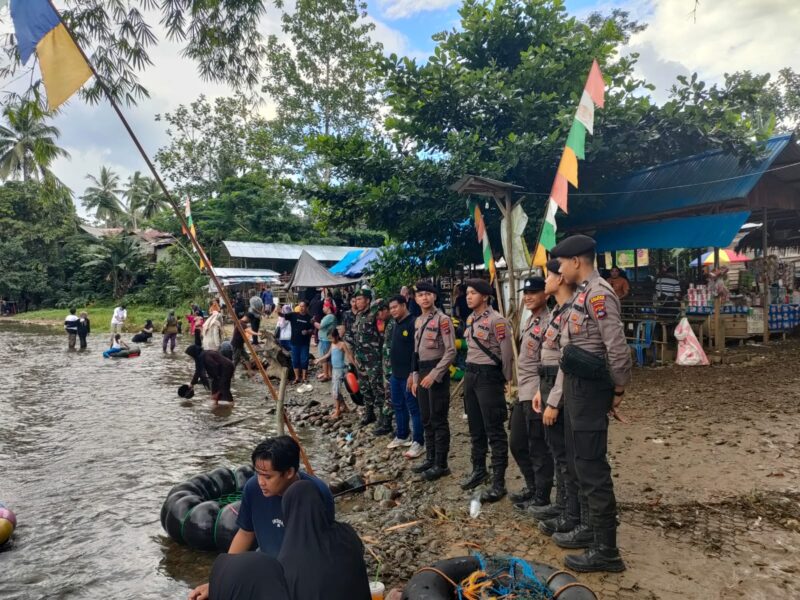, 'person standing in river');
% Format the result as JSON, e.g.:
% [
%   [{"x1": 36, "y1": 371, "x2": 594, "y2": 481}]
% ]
[
  {"x1": 77, "y1": 311, "x2": 91, "y2": 350},
  {"x1": 162, "y1": 310, "x2": 179, "y2": 353},
  {"x1": 64, "y1": 307, "x2": 79, "y2": 350},
  {"x1": 109, "y1": 303, "x2": 127, "y2": 344}
]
